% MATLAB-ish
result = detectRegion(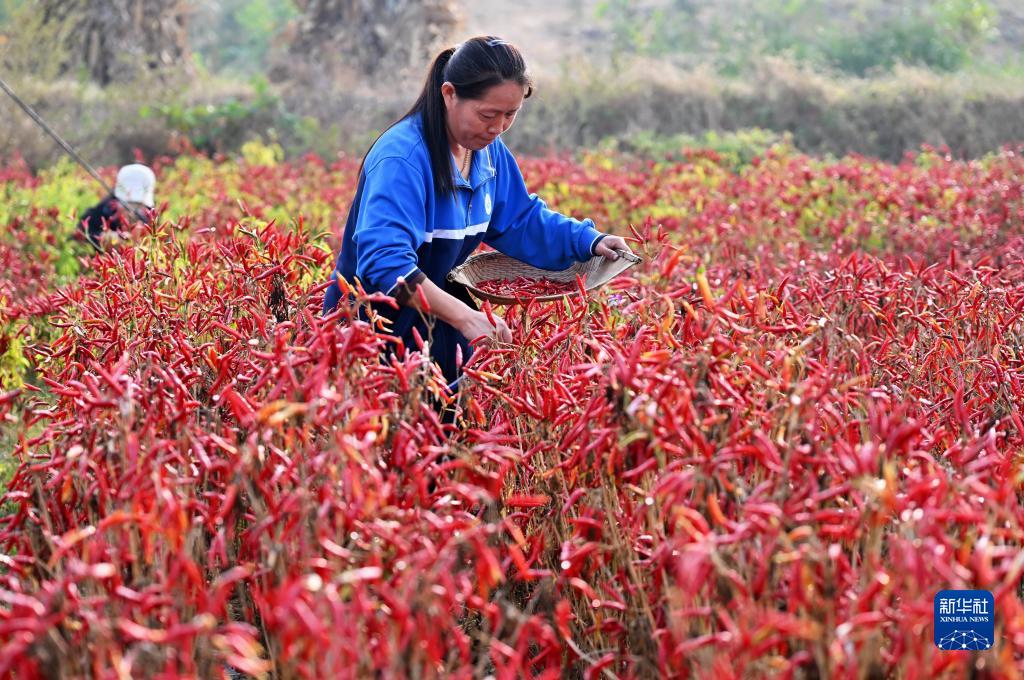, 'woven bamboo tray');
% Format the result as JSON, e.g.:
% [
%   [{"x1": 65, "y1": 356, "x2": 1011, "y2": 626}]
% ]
[{"x1": 447, "y1": 249, "x2": 642, "y2": 304}]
